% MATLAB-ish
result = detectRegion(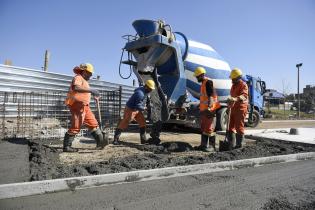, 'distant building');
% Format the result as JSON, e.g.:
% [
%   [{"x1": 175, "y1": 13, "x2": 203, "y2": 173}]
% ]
[
  {"x1": 264, "y1": 89, "x2": 285, "y2": 105},
  {"x1": 303, "y1": 85, "x2": 315, "y2": 96},
  {"x1": 303, "y1": 85, "x2": 315, "y2": 103}
]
